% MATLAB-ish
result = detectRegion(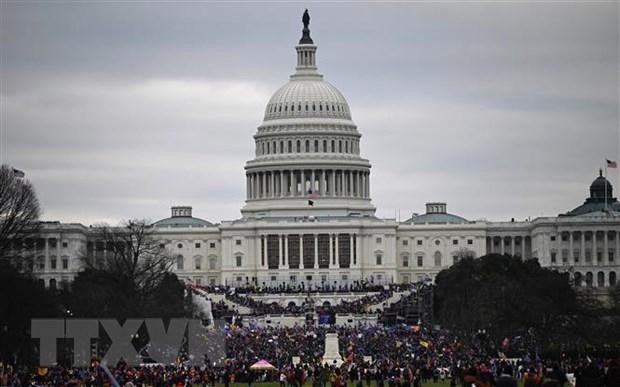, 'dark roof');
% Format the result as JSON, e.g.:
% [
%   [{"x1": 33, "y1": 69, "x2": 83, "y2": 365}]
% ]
[
  {"x1": 406, "y1": 212, "x2": 469, "y2": 225},
  {"x1": 153, "y1": 216, "x2": 213, "y2": 227},
  {"x1": 564, "y1": 170, "x2": 620, "y2": 216}
]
